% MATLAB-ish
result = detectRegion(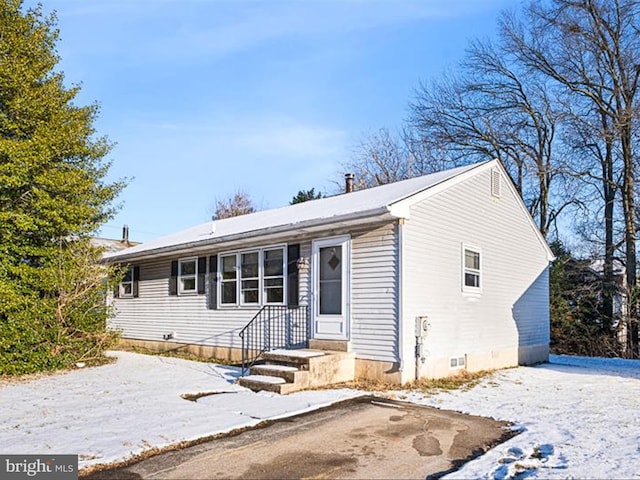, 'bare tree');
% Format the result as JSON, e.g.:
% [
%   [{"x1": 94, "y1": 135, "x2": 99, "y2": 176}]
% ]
[
  {"x1": 504, "y1": 0, "x2": 640, "y2": 356},
  {"x1": 562, "y1": 100, "x2": 623, "y2": 327},
  {"x1": 341, "y1": 128, "x2": 437, "y2": 190},
  {"x1": 409, "y1": 37, "x2": 568, "y2": 238},
  {"x1": 213, "y1": 189, "x2": 256, "y2": 220}
]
